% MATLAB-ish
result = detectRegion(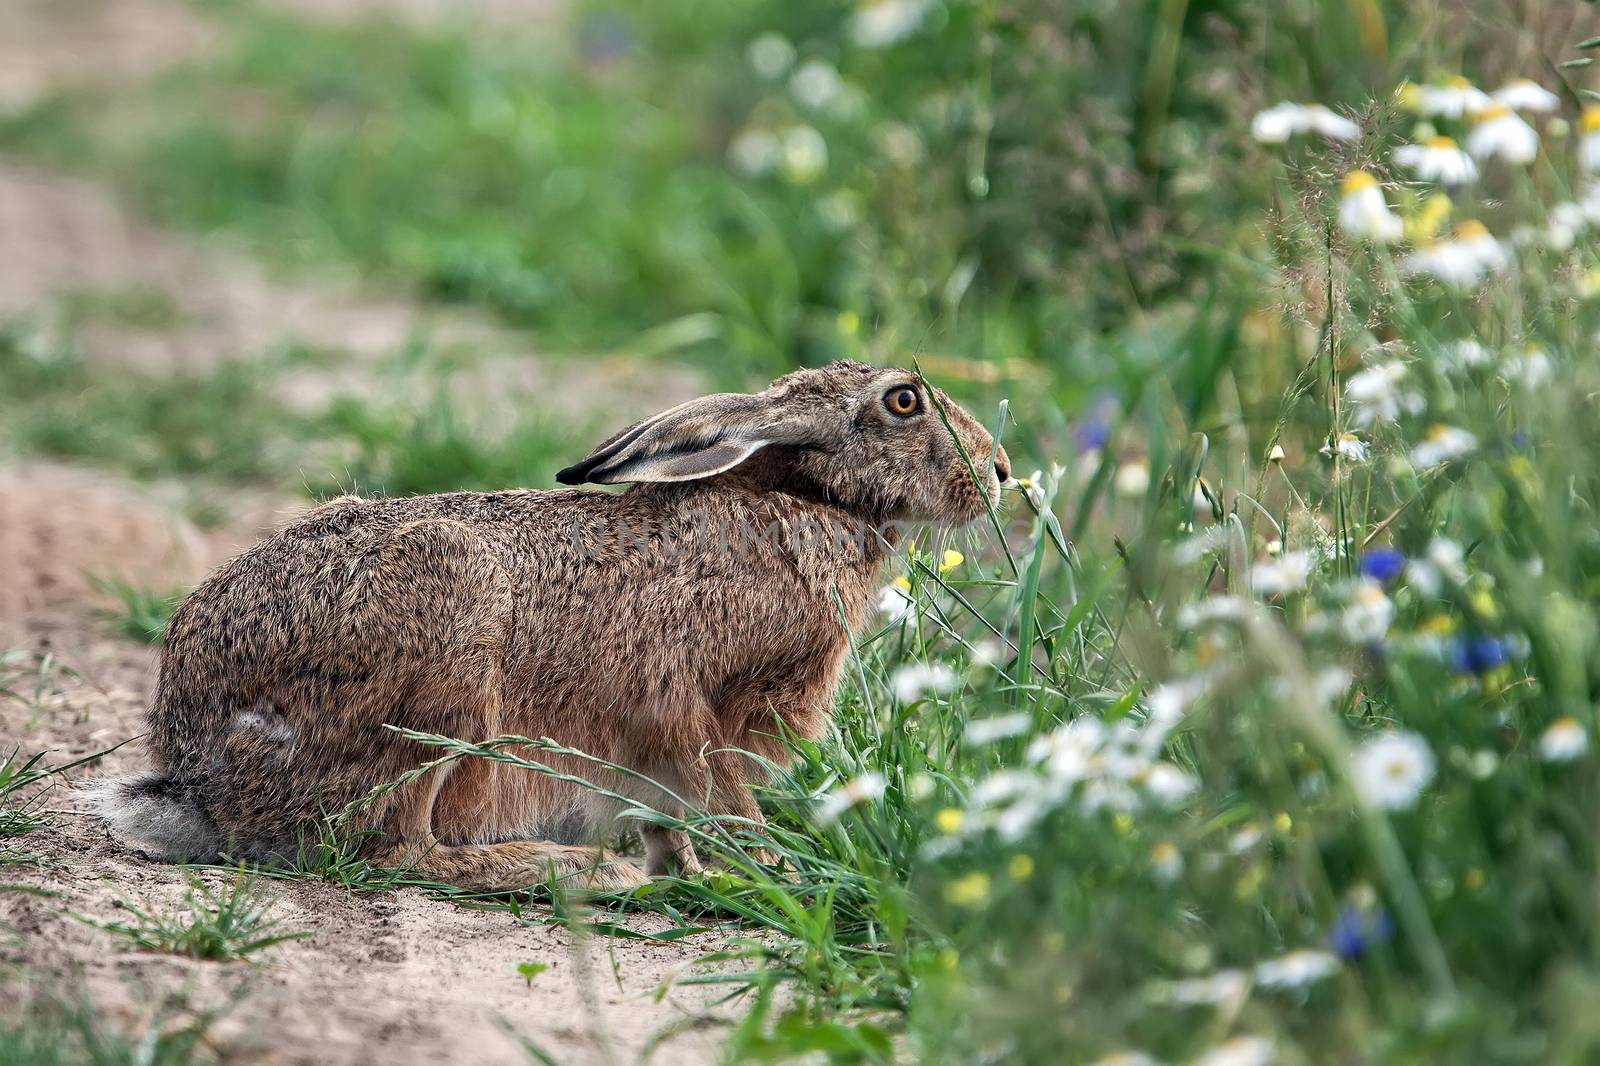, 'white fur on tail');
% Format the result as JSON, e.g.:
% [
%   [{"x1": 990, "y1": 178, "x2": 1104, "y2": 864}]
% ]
[{"x1": 82, "y1": 773, "x2": 228, "y2": 863}]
